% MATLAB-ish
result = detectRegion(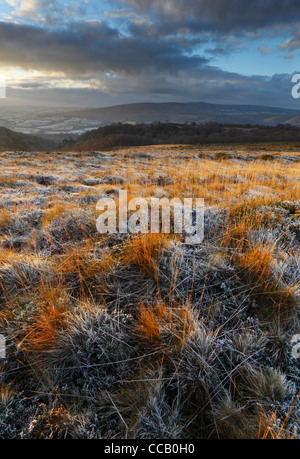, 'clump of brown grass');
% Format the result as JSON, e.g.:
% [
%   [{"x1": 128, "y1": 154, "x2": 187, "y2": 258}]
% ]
[
  {"x1": 0, "y1": 208, "x2": 12, "y2": 232},
  {"x1": 210, "y1": 392, "x2": 294, "y2": 439},
  {"x1": 54, "y1": 243, "x2": 113, "y2": 297},
  {"x1": 221, "y1": 202, "x2": 274, "y2": 250},
  {"x1": 0, "y1": 175, "x2": 18, "y2": 188},
  {"x1": 211, "y1": 394, "x2": 258, "y2": 439},
  {"x1": 257, "y1": 406, "x2": 296, "y2": 439},
  {"x1": 133, "y1": 378, "x2": 184, "y2": 439},
  {"x1": 0, "y1": 384, "x2": 13, "y2": 407},
  {"x1": 120, "y1": 234, "x2": 170, "y2": 278},
  {"x1": 135, "y1": 301, "x2": 197, "y2": 350},
  {"x1": 233, "y1": 244, "x2": 297, "y2": 320},
  {"x1": 0, "y1": 248, "x2": 19, "y2": 265},
  {"x1": 40, "y1": 208, "x2": 96, "y2": 252},
  {"x1": 42, "y1": 200, "x2": 77, "y2": 227},
  {"x1": 244, "y1": 368, "x2": 291, "y2": 404},
  {"x1": 38, "y1": 305, "x2": 137, "y2": 393},
  {"x1": 0, "y1": 256, "x2": 53, "y2": 297},
  {"x1": 19, "y1": 286, "x2": 71, "y2": 353},
  {"x1": 26, "y1": 405, "x2": 81, "y2": 439}
]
